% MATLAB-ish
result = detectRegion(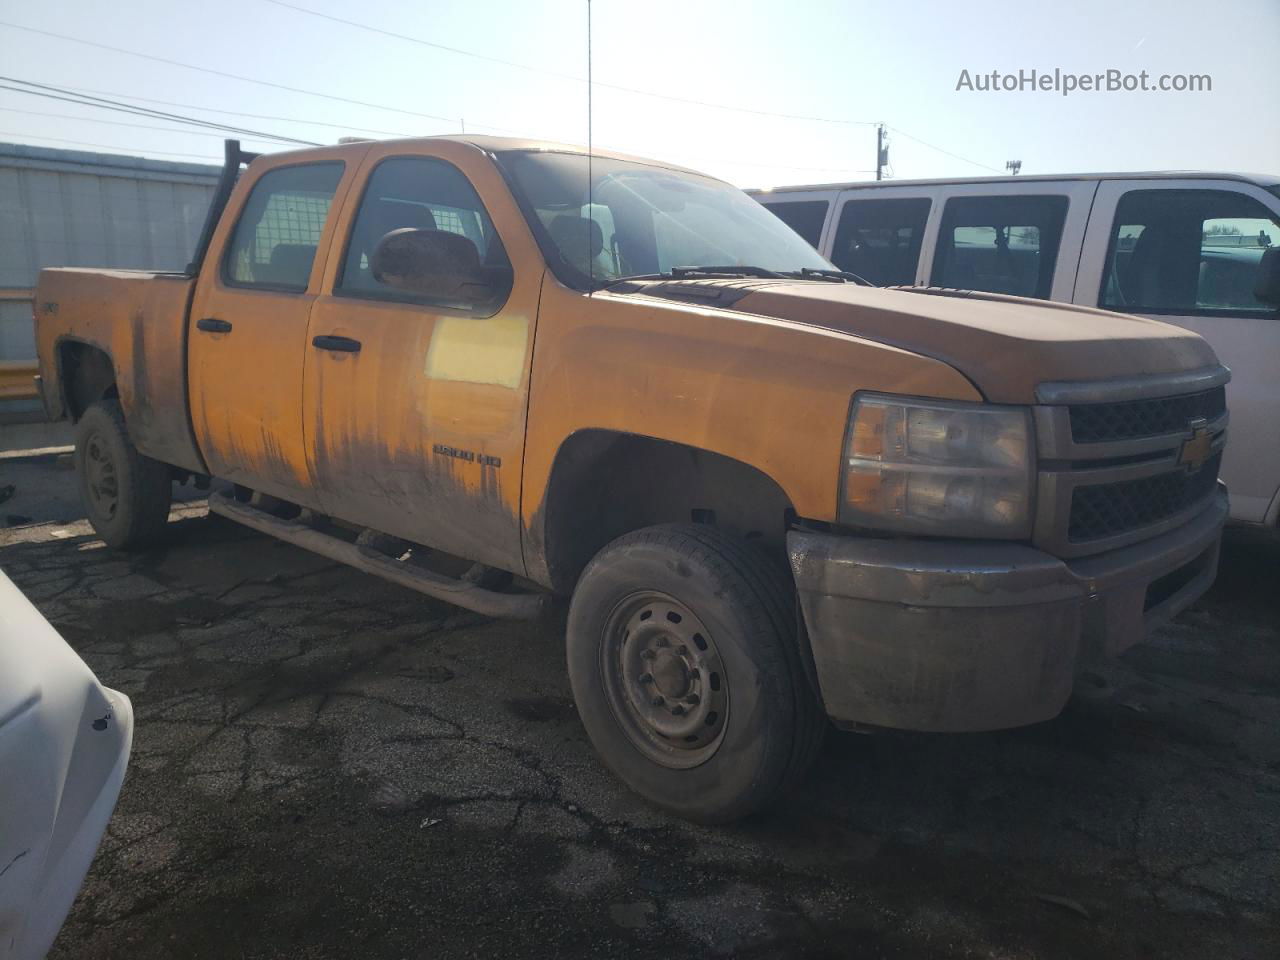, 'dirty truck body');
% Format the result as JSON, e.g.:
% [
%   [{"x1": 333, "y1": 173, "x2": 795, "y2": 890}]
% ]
[{"x1": 34, "y1": 136, "x2": 1228, "y2": 821}]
